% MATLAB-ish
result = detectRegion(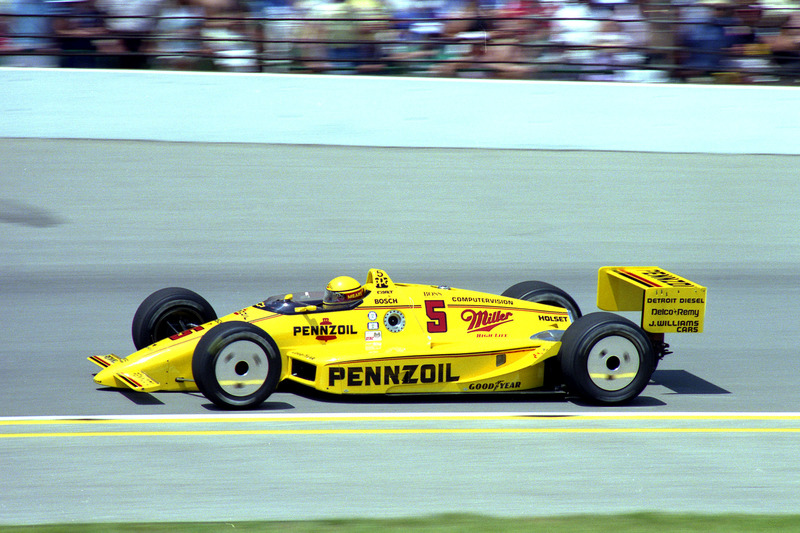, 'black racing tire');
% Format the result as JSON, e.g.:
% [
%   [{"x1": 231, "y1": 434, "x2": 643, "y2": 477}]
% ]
[
  {"x1": 132, "y1": 287, "x2": 217, "y2": 350},
  {"x1": 502, "y1": 280, "x2": 582, "y2": 320},
  {"x1": 559, "y1": 312, "x2": 656, "y2": 405},
  {"x1": 192, "y1": 321, "x2": 281, "y2": 410}
]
